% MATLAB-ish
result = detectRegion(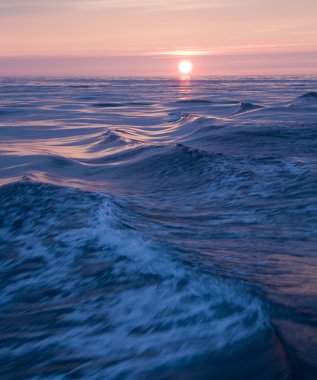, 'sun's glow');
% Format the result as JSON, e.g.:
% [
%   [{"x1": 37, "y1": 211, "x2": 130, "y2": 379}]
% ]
[
  {"x1": 158, "y1": 50, "x2": 209, "y2": 56},
  {"x1": 178, "y1": 60, "x2": 193, "y2": 75}
]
